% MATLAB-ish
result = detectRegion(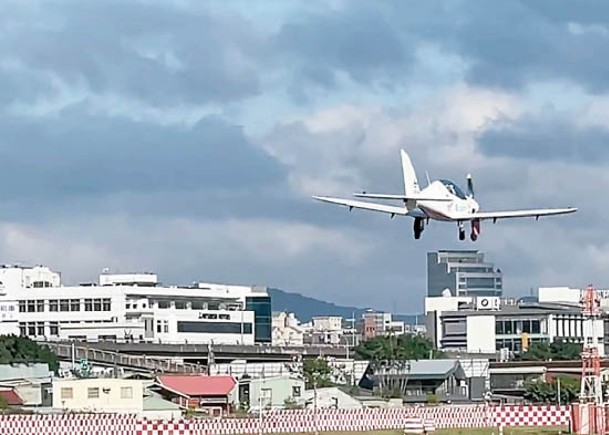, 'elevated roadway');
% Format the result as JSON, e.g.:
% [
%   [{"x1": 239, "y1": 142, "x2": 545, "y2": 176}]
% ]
[{"x1": 45, "y1": 341, "x2": 352, "y2": 364}]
